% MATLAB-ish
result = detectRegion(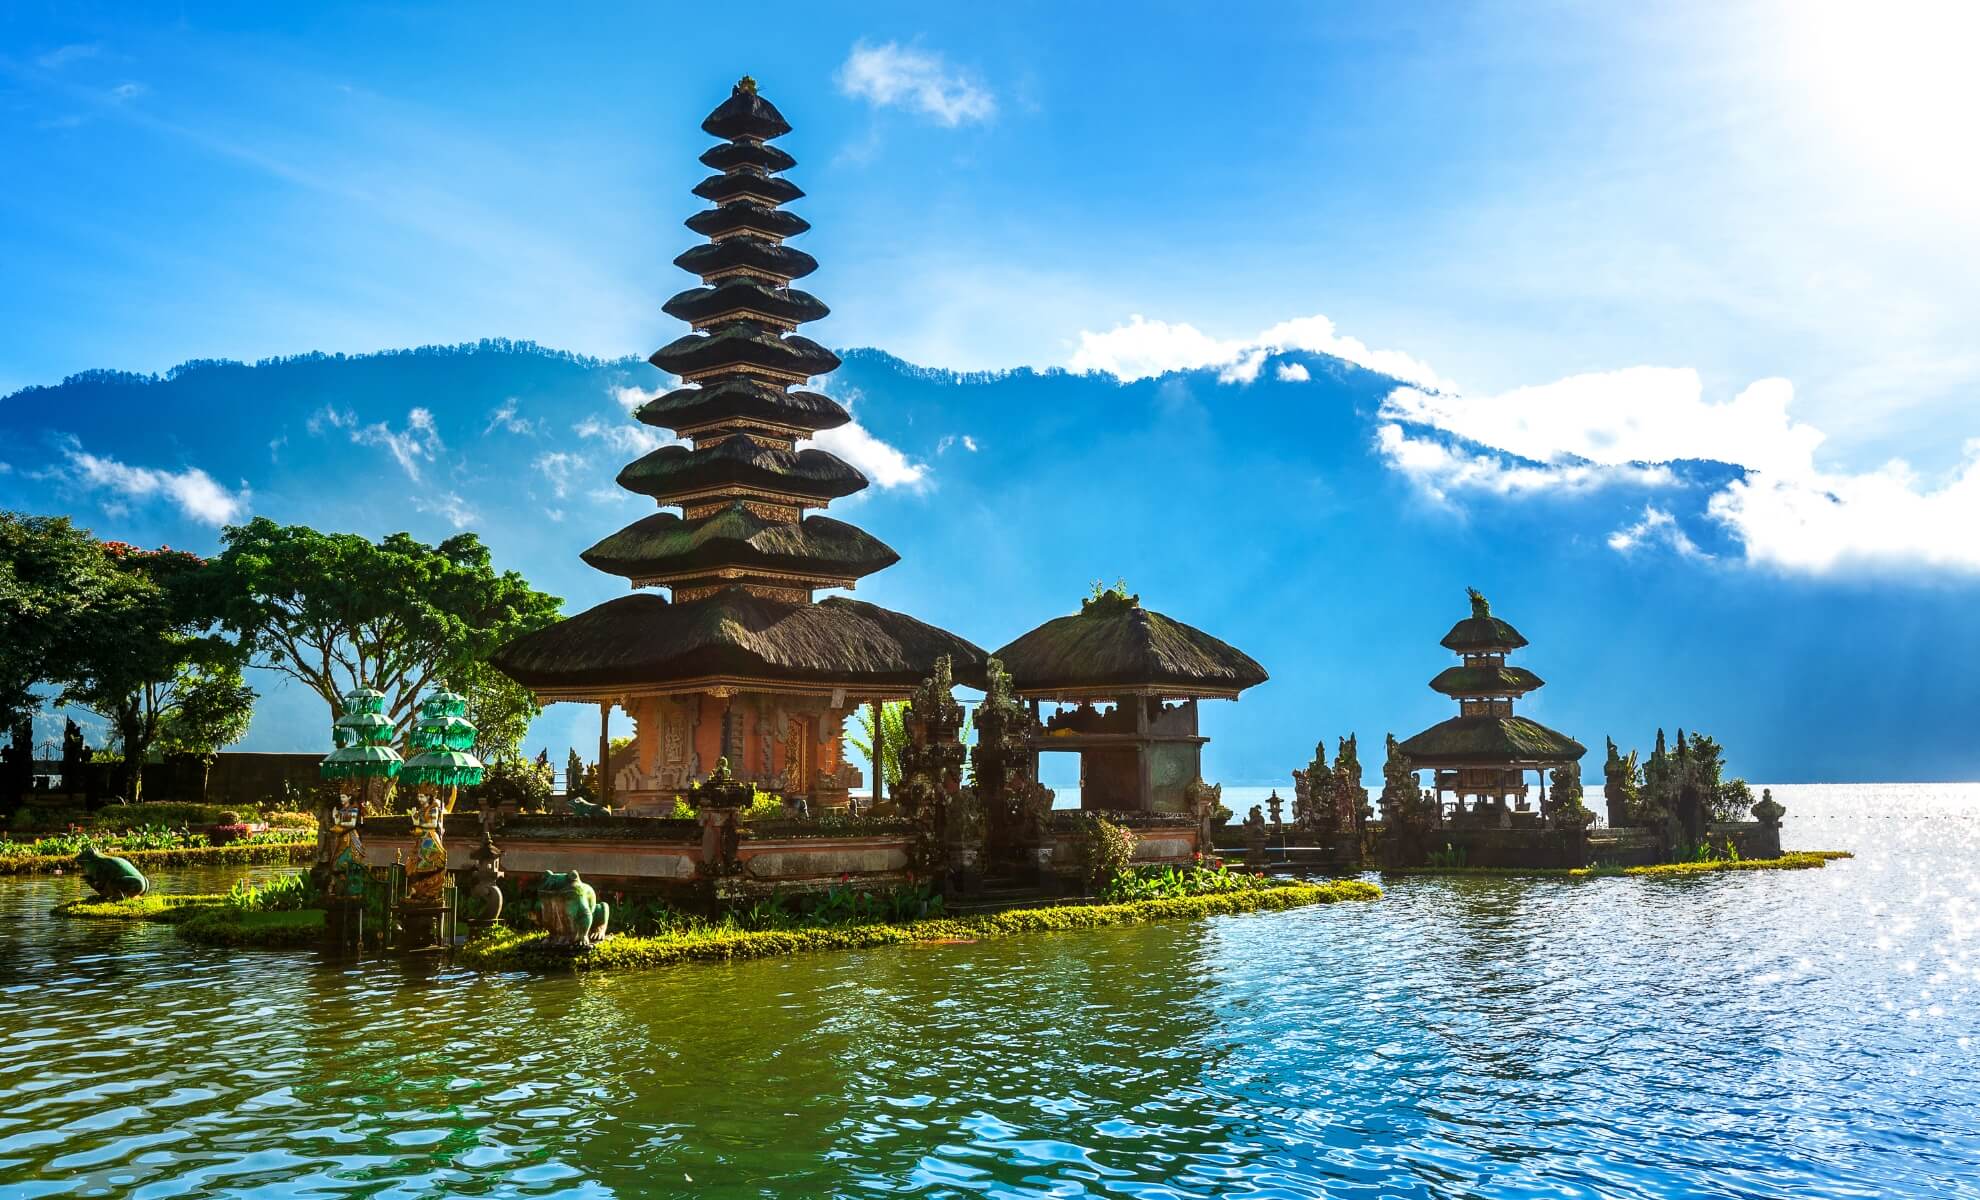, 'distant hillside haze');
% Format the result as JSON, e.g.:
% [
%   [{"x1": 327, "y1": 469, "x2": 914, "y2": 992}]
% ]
[{"x1": 5, "y1": 341, "x2": 1976, "y2": 783}]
